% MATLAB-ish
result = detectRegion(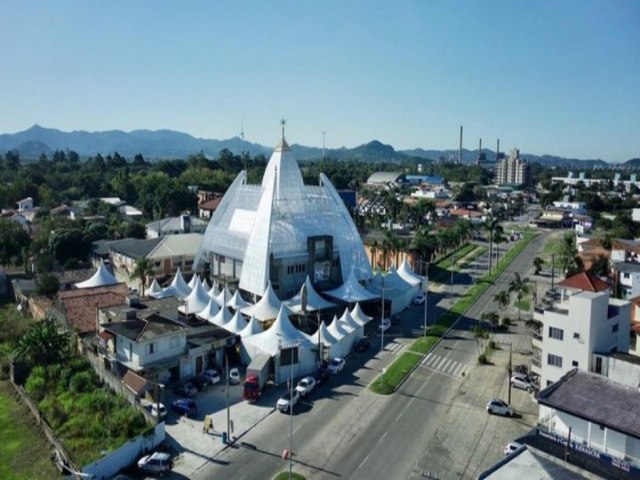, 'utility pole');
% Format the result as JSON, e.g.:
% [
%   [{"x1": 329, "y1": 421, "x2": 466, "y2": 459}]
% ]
[
  {"x1": 450, "y1": 250, "x2": 455, "y2": 304},
  {"x1": 380, "y1": 276, "x2": 385, "y2": 387},
  {"x1": 507, "y1": 342, "x2": 513, "y2": 405},
  {"x1": 225, "y1": 354, "x2": 230, "y2": 444},
  {"x1": 551, "y1": 253, "x2": 555, "y2": 291},
  {"x1": 289, "y1": 347, "x2": 294, "y2": 479},
  {"x1": 565, "y1": 426, "x2": 572, "y2": 462},
  {"x1": 423, "y1": 262, "x2": 429, "y2": 340}
]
